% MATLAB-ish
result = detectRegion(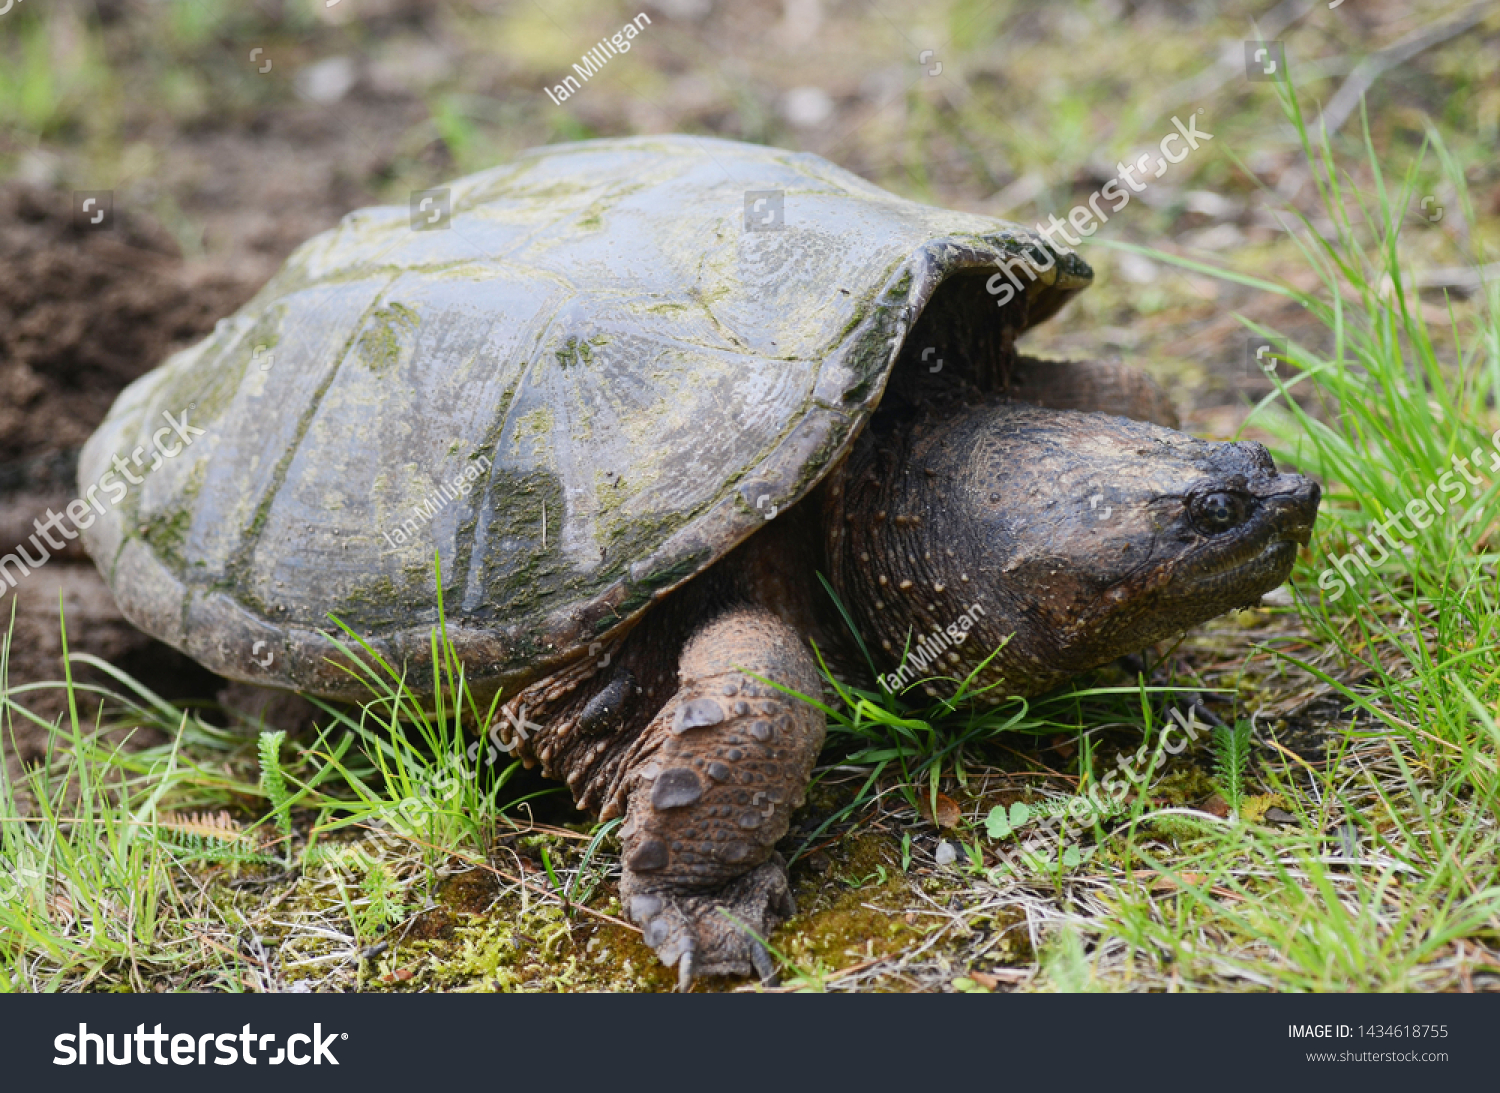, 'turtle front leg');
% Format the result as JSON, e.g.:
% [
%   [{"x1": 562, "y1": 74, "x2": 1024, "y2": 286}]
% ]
[{"x1": 610, "y1": 607, "x2": 825, "y2": 990}]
